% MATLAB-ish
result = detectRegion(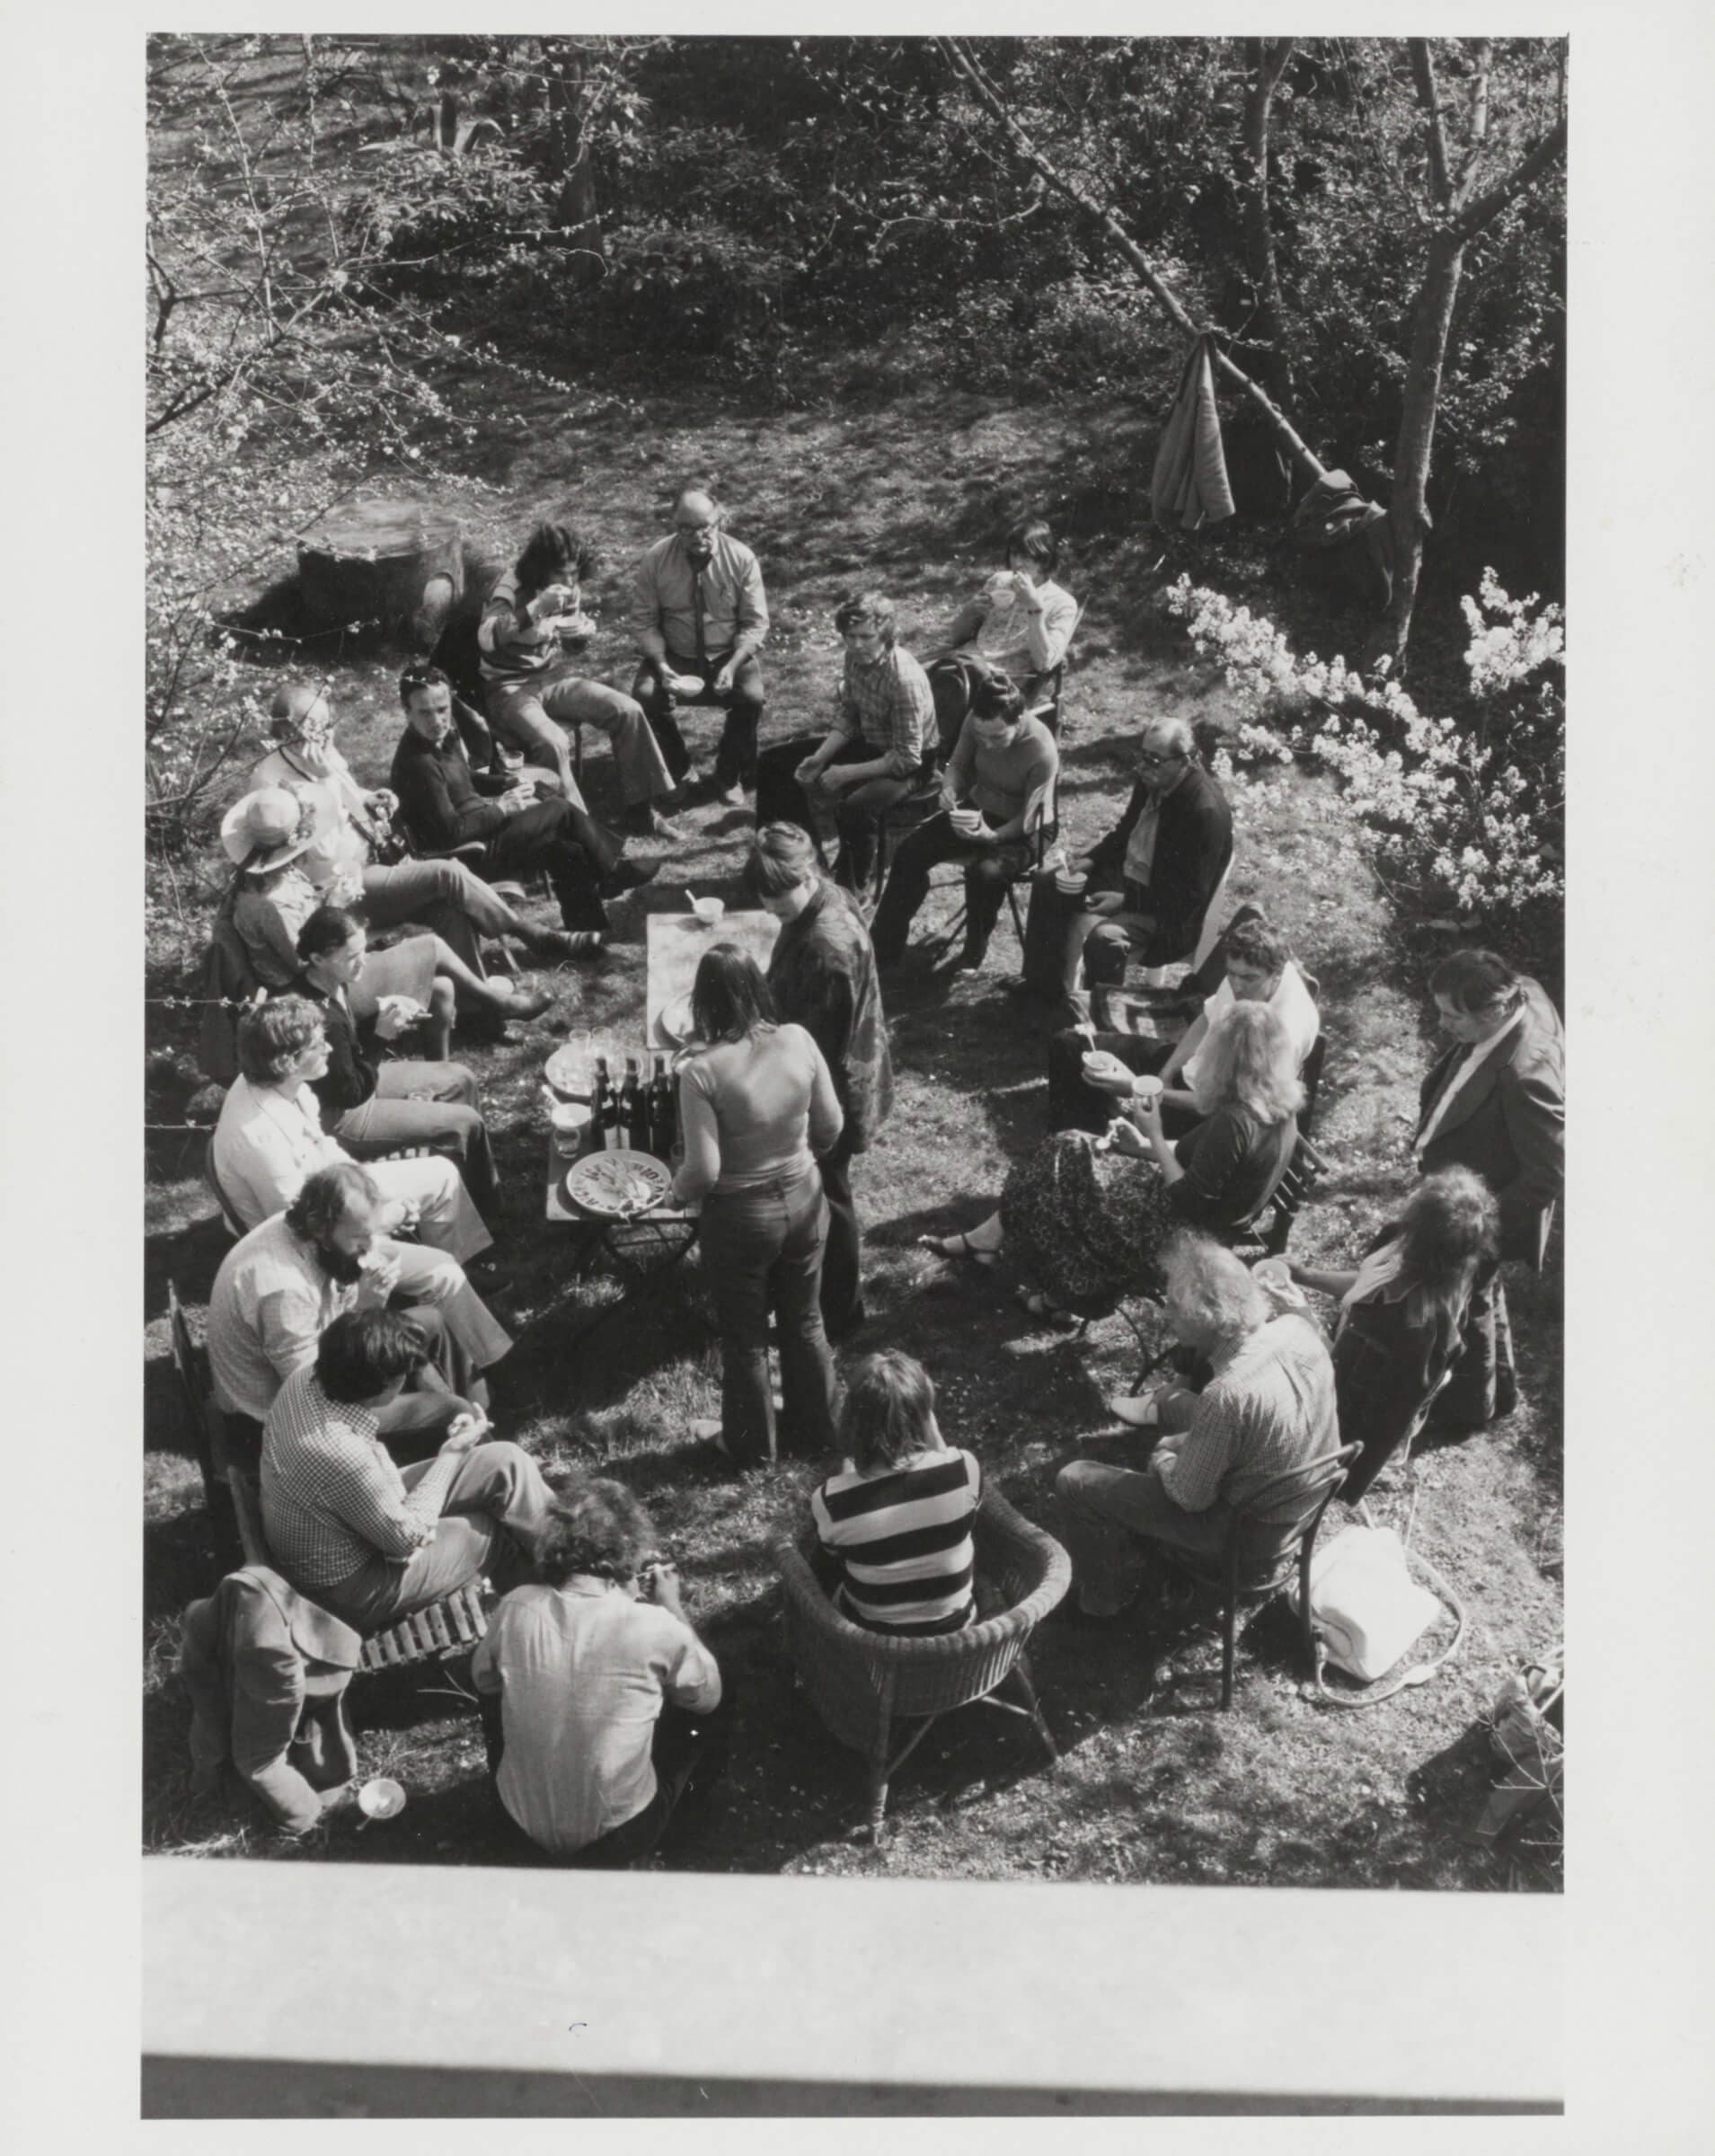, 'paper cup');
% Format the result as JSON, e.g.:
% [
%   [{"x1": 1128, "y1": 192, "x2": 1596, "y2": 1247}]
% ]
[
  {"x1": 950, "y1": 808, "x2": 983, "y2": 835},
  {"x1": 1130, "y1": 1073, "x2": 1164, "y2": 1104},
  {"x1": 358, "y1": 1777, "x2": 406, "y2": 1822},
  {"x1": 1055, "y1": 870, "x2": 1088, "y2": 898},
  {"x1": 692, "y1": 896, "x2": 726, "y2": 925}
]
